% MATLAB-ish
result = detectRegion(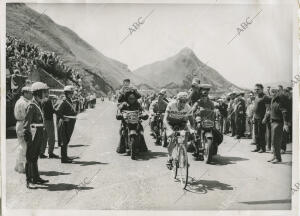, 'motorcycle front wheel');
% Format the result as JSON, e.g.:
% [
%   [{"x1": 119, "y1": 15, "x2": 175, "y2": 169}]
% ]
[
  {"x1": 205, "y1": 138, "x2": 213, "y2": 163},
  {"x1": 129, "y1": 135, "x2": 137, "y2": 160}
]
